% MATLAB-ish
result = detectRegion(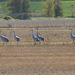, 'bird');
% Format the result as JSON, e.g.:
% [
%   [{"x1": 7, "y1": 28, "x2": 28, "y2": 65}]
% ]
[
  {"x1": 10, "y1": 31, "x2": 20, "y2": 45},
  {"x1": 32, "y1": 29, "x2": 40, "y2": 45},
  {"x1": 70, "y1": 29, "x2": 75, "y2": 43},
  {"x1": 0, "y1": 35, "x2": 9, "y2": 45},
  {"x1": 36, "y1": 28, "x2": 44, "y2": 41}
]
